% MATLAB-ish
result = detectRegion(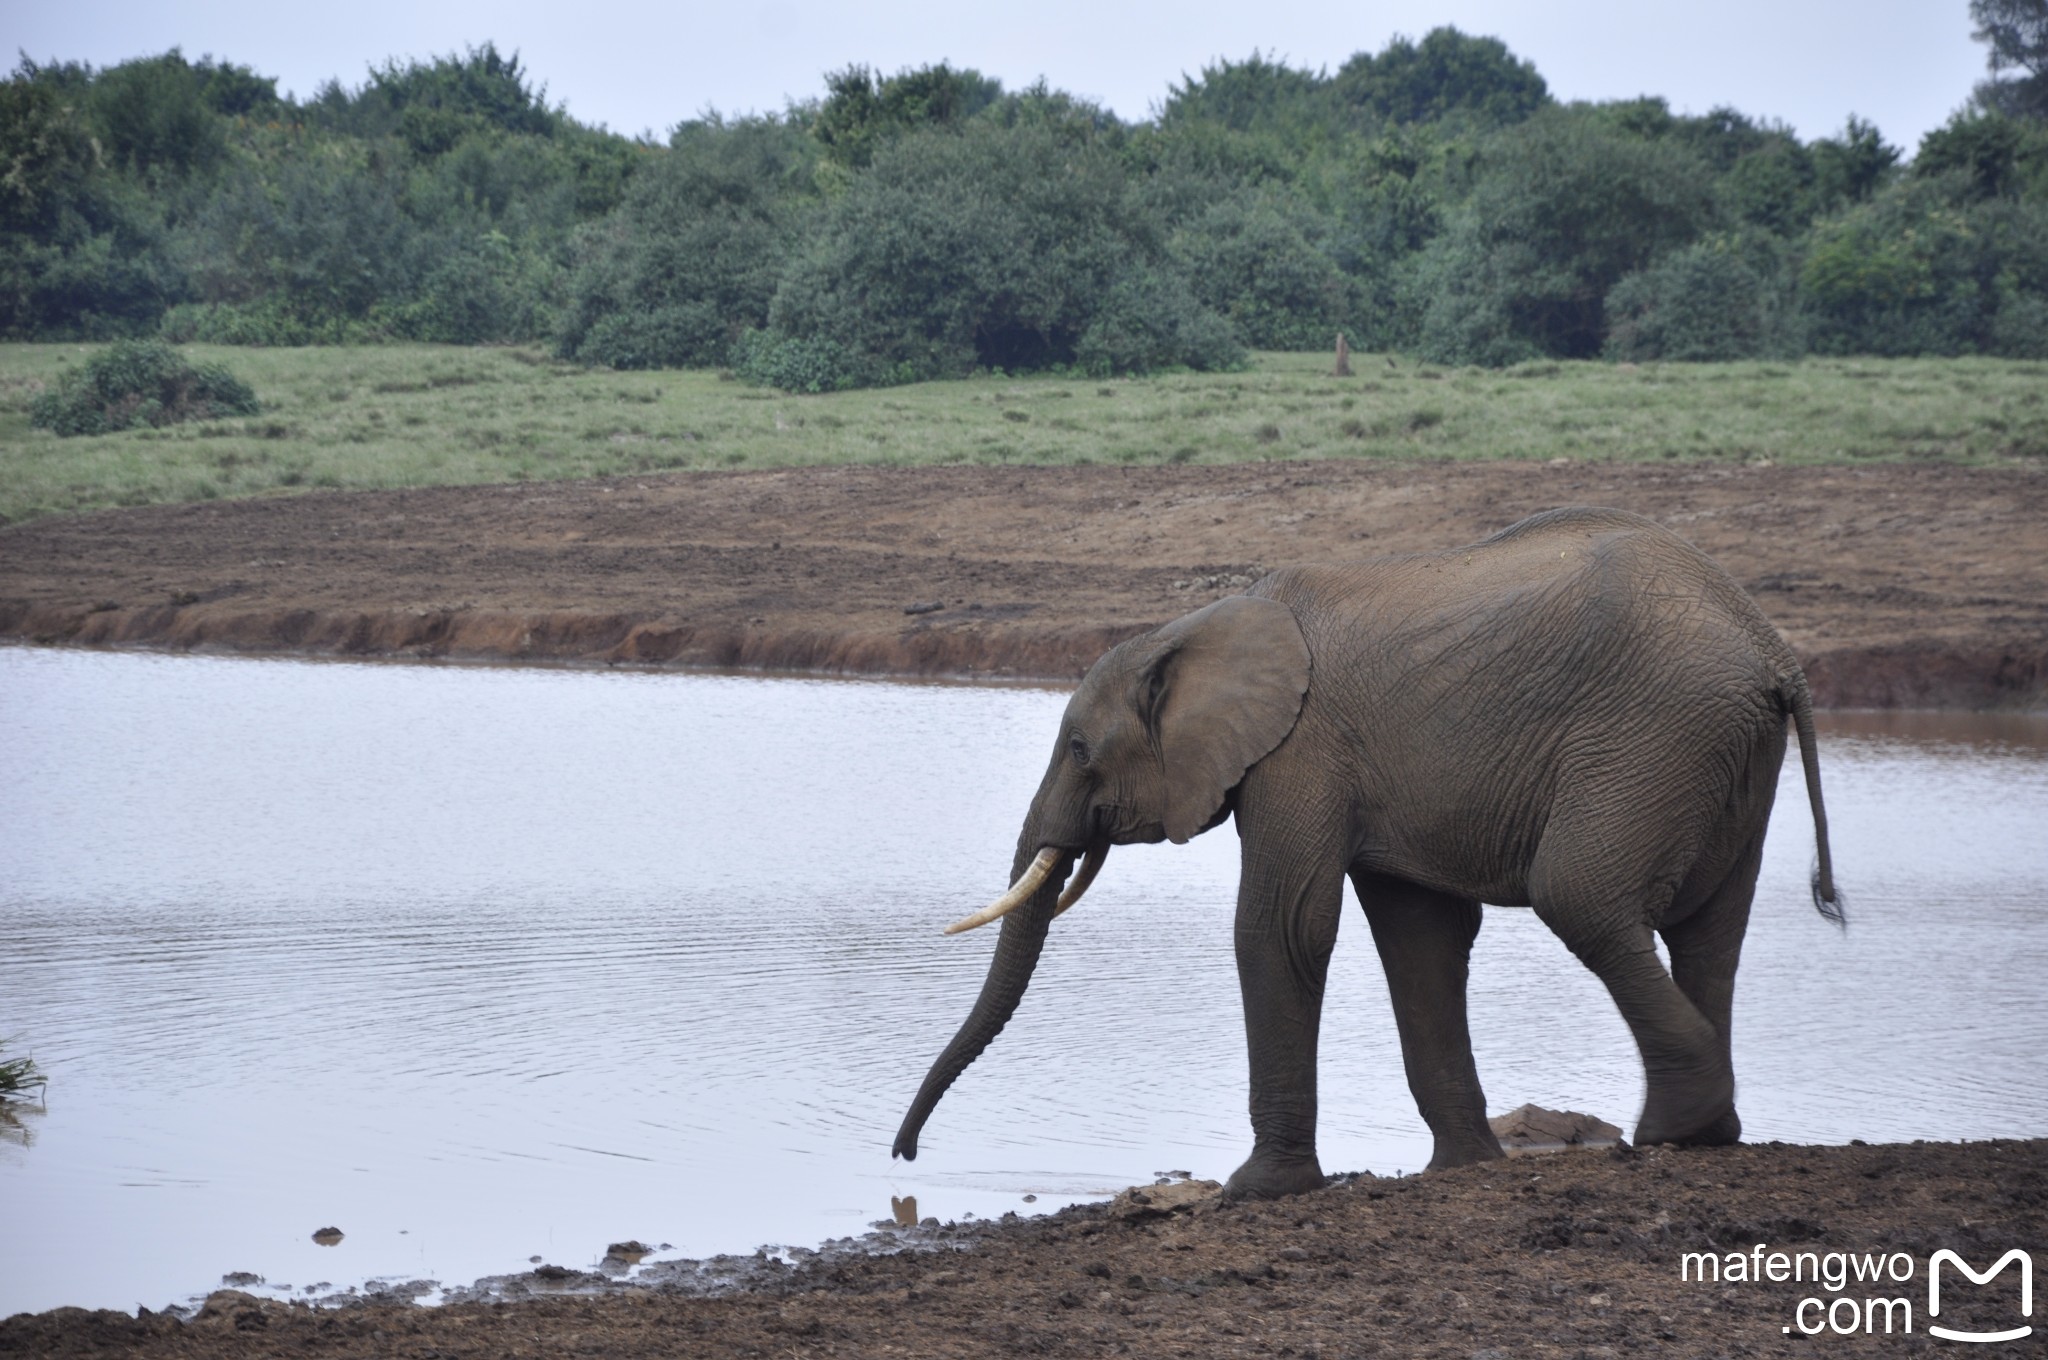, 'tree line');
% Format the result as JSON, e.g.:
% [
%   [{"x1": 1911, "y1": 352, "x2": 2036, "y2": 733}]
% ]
[{"x1": 3, "y1": 8, "x2": 2046, "y2": 388}]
